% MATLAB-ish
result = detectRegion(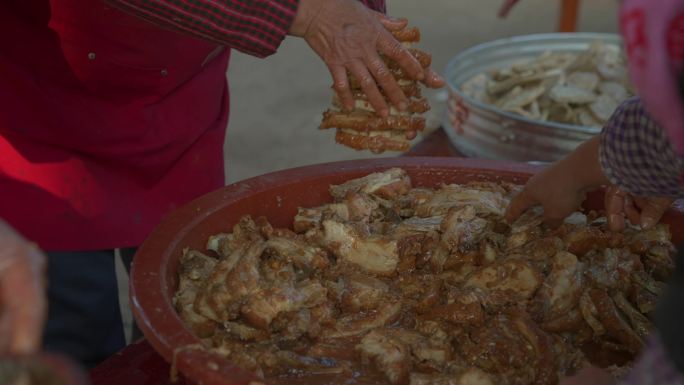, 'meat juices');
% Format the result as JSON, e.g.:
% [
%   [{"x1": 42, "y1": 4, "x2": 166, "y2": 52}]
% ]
[{"x1": 174, "y1": 168, "x2": 675, "y2": 385}]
